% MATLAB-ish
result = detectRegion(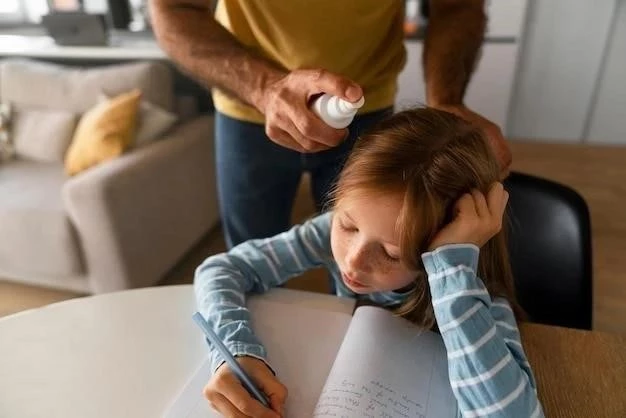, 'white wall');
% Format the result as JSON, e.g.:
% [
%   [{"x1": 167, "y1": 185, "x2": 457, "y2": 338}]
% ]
[
  {"x1": 395, "y1": 0, "x2": 528, "y2": 131},
  {"x1": 83, "y1": 0, "x2": 108, "y2": 14},
  {"x1": 587, "y1": 0, "x2": 626, "y2": 144},
  {"x1": 396, "y1": 42, "x2": 519, "y2": 130},
  {"x1": 507, "y1": 0, "x2": 618, "y2": 142}
]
